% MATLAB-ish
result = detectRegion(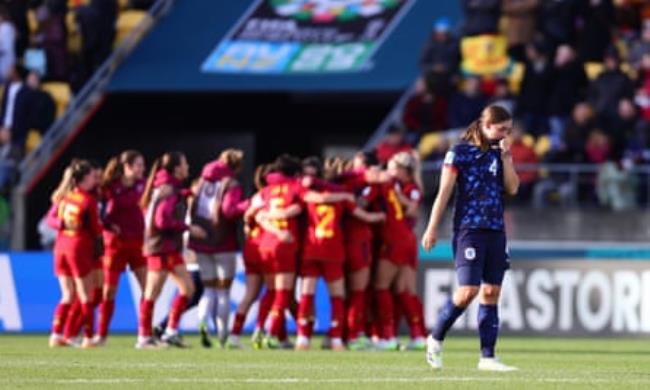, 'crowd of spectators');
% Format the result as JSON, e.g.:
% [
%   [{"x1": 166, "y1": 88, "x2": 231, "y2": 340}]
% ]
[{"x1": 377, "y1": 0, "x2": 650, "y2": 210}]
